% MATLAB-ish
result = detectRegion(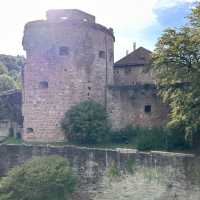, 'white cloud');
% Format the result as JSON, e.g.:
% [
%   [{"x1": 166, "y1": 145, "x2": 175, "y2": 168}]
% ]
[
  {"x1": 155, "y1": 0, "x2": 198, "y2": 8},
  {"x1": 0, "y1": 0, "x2": 197, "y2": 59}
]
